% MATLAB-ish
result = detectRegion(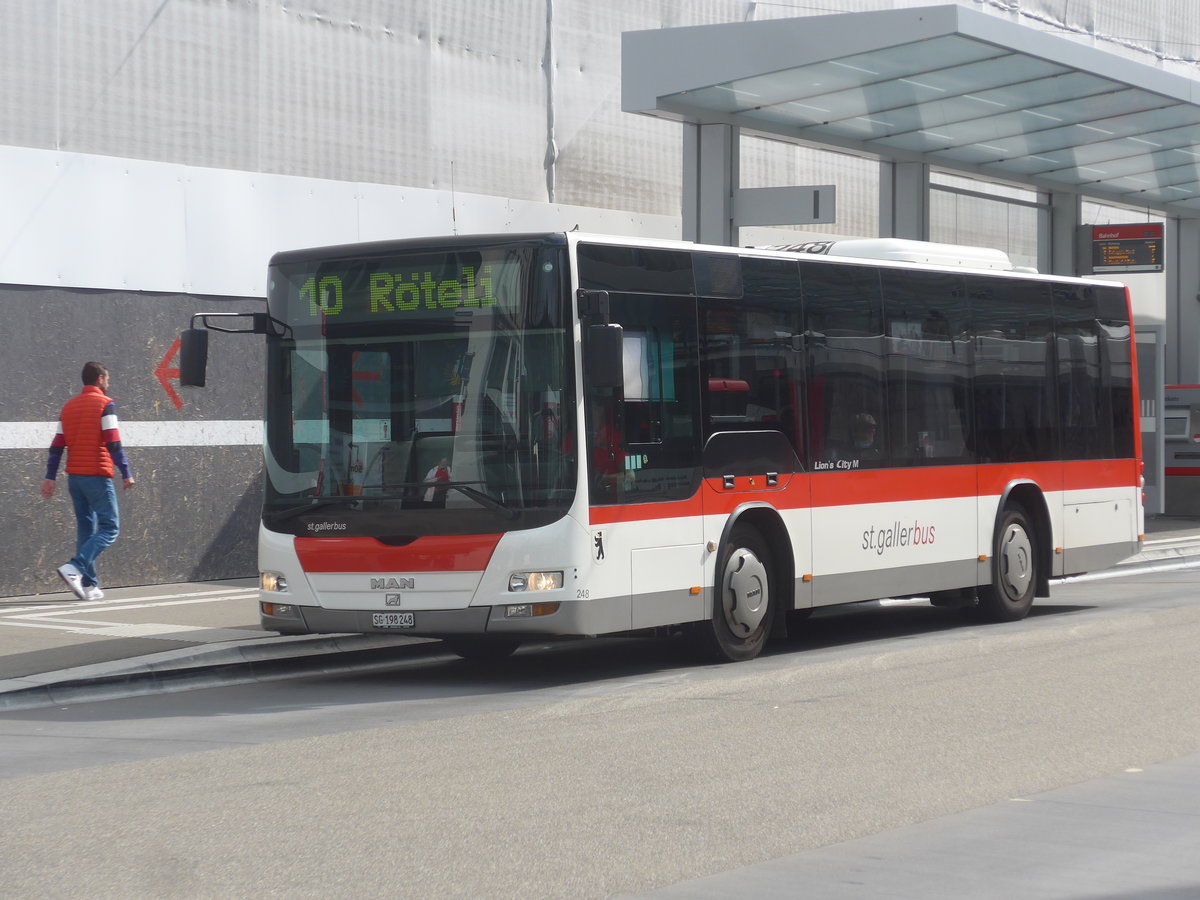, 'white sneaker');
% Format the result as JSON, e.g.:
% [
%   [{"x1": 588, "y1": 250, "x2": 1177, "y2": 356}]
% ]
[
  {"x1": 57, "y1": 563, "x2": 86, "y2": 600},
  {"x1": 83, "y1": 585, "x2": 105, "y2": 601}
]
